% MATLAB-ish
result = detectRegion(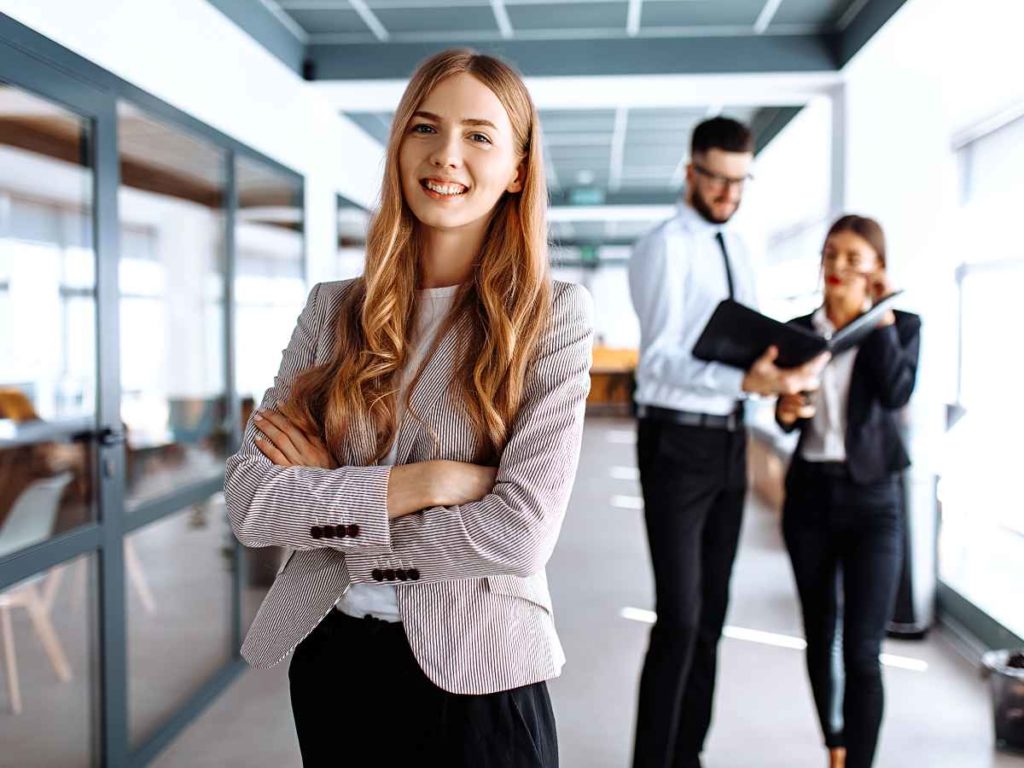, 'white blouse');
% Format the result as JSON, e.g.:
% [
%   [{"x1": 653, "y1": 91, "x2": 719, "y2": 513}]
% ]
[
  {"x1": 336, "y1": 284, "x2": 461, "y2": 622},
  {"x1": 800, "y1": 307, "x2": 860, "y2": 463}
]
